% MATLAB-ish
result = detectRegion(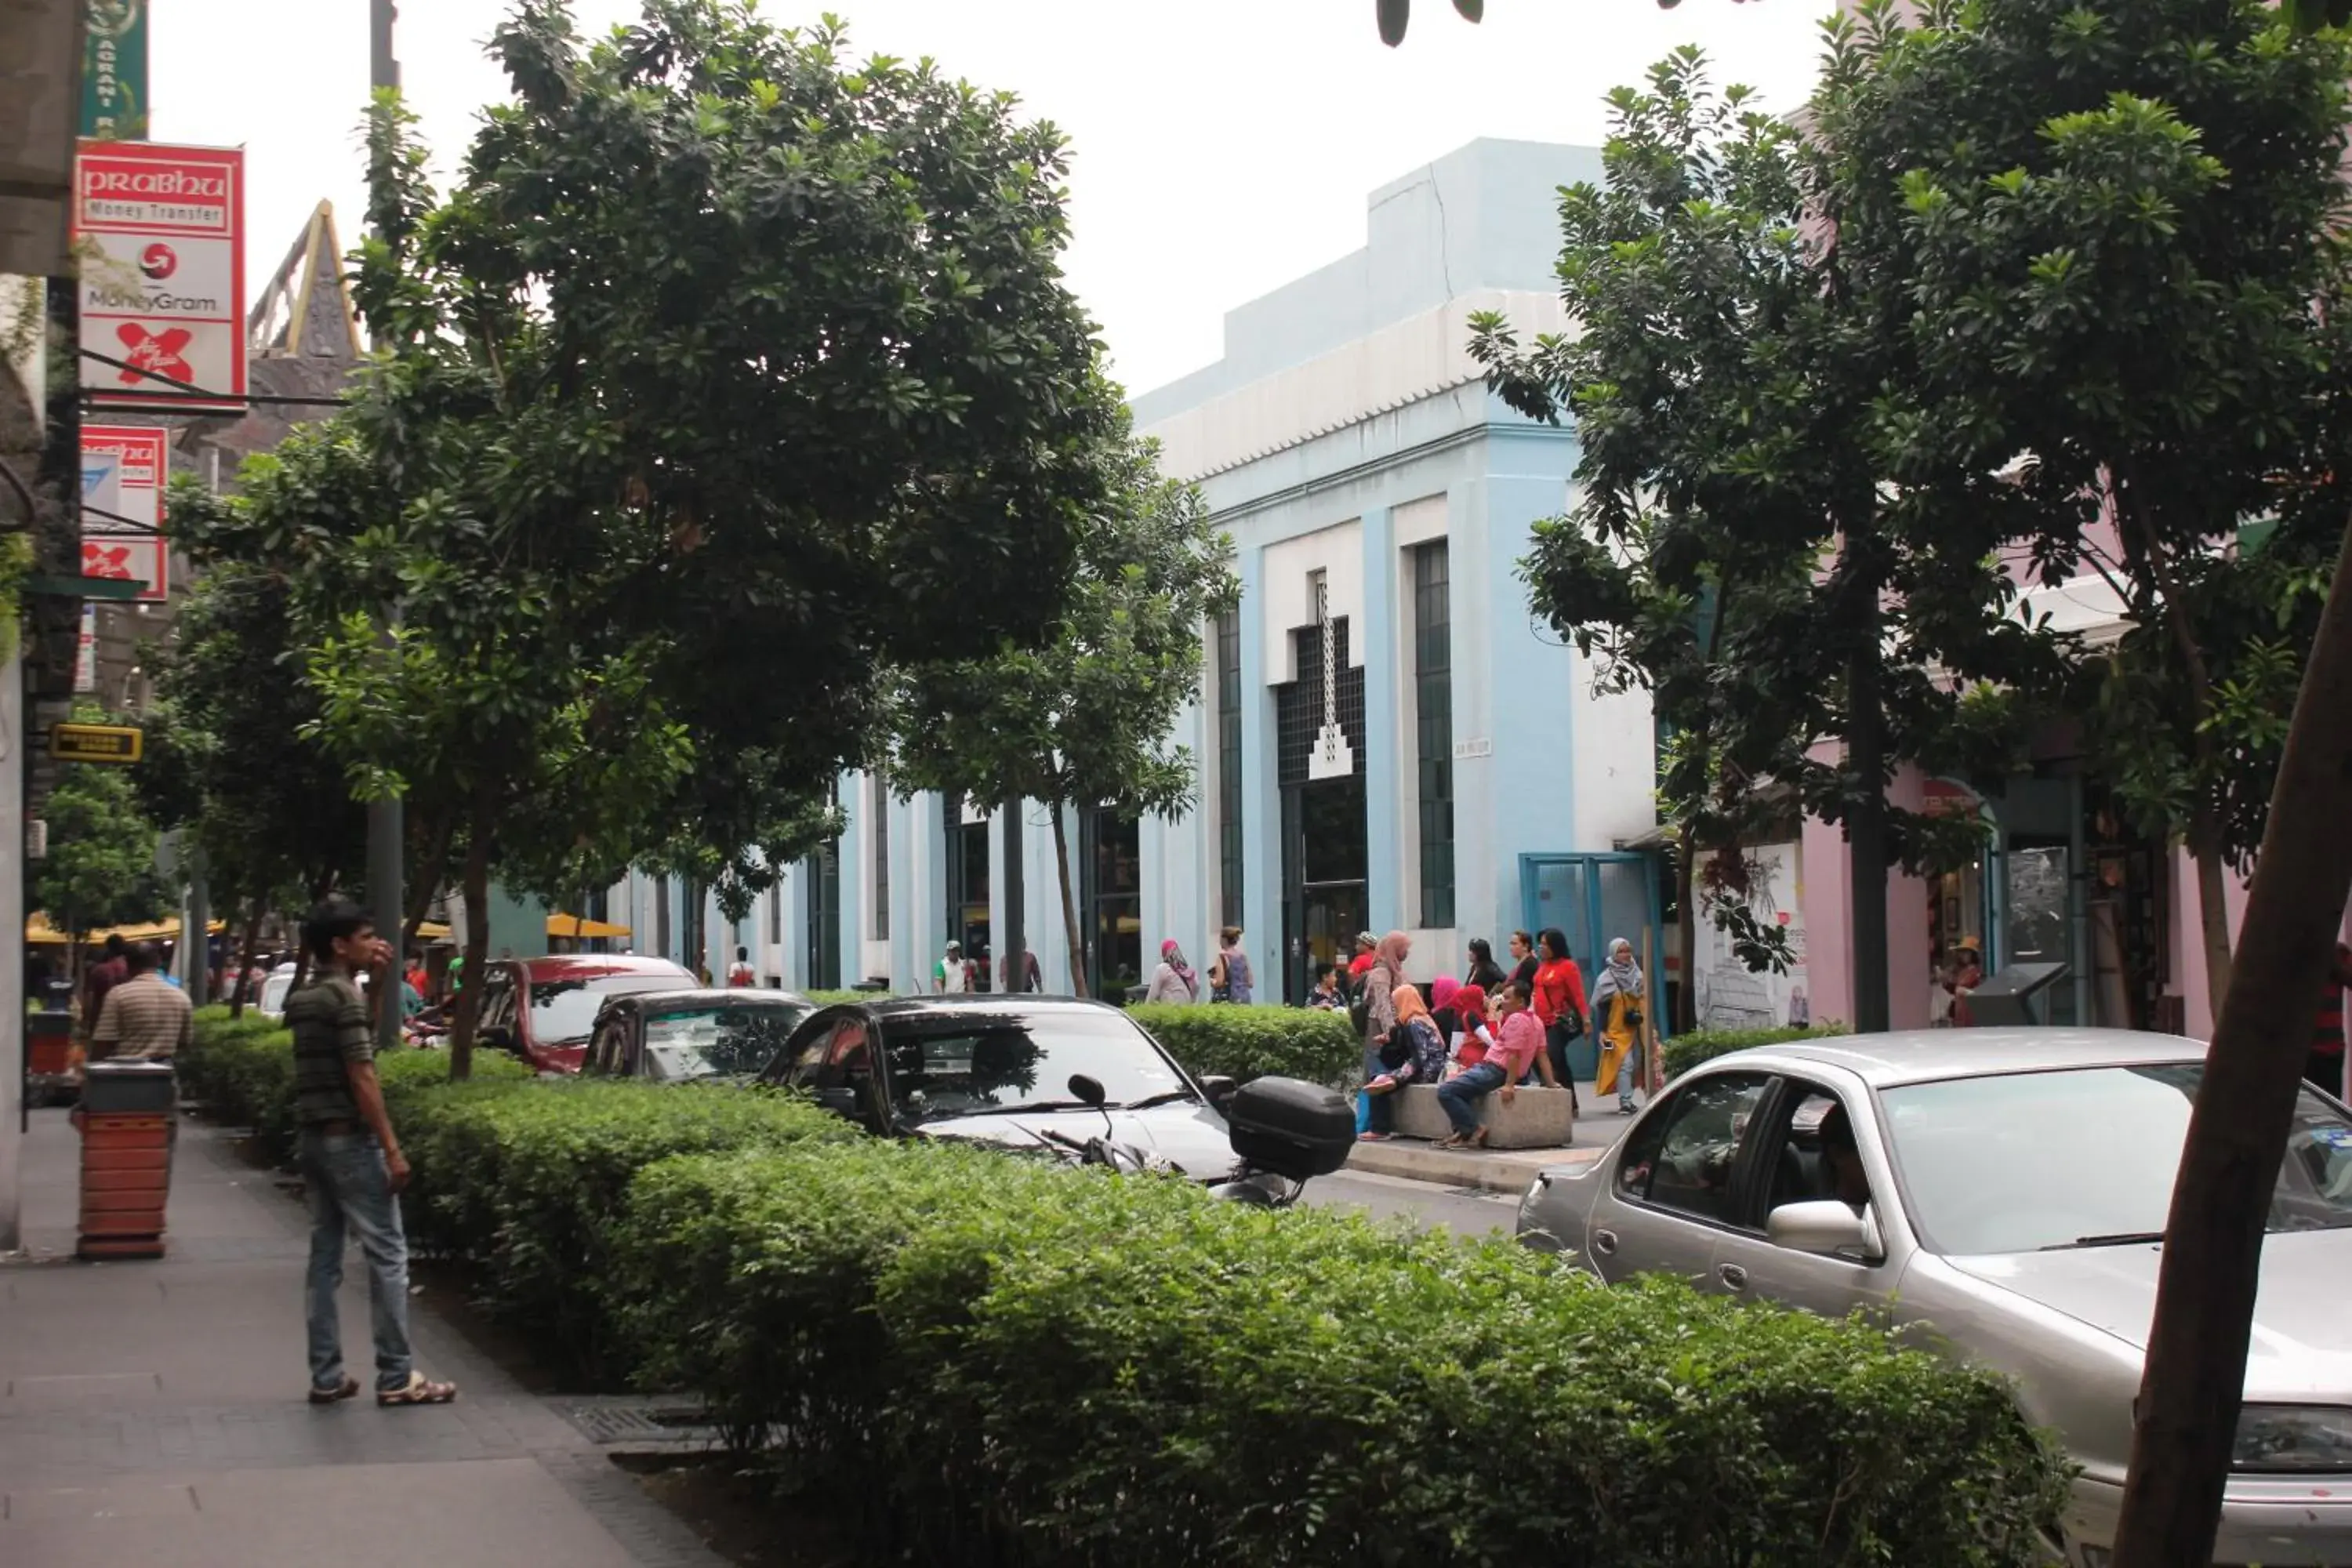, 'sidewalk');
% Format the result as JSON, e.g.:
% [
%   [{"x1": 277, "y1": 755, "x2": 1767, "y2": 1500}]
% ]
[
  {"x1": 0, "y1": 1108, "x2": 728, "y2": 1568},
  {"x1": 1342, "y1": 1076, "x2": 1626, "y2": 1193}
]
